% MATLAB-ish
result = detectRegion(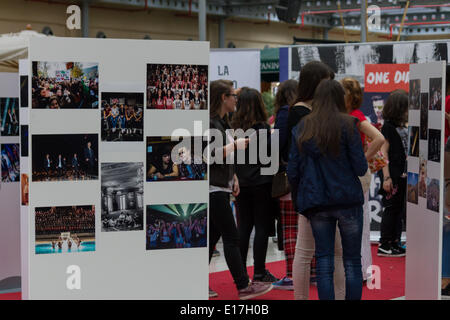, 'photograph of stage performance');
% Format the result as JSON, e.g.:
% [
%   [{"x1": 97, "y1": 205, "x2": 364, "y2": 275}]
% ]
[
  {"x1": 32, "y1": 134, "x2": 98, "y2": 182},
  {"x1": 0, "y1": 97, "x2": 19, "y2": 136},
  {"x1": 35, "y1": 205, "x2": 96, "y2": 255},
  {"x1": 1, "y1": 144, "x2": 20, "y2": 182},
  {"x1": 32, "y1": 61, "x2": 99, "y2": 109},
  {"x1": 146, "y1": 136, "x2": 207, "y2": 182},
  {"x1": 101, "y1": 92, "x2": 144, "y2": 142},
  {"x1": 101, "y1": 162, "x2": 144, "y2": 232}
]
